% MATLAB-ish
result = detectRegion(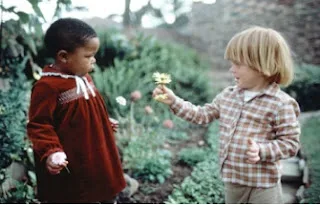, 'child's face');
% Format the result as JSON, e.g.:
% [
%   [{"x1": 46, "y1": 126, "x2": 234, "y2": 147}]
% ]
[
  {"x1": 65, "y1": 37, "x2": 100, "y2": 76},
  {"x1": 229, "y1": 62, "x2": 268, "y2": 91}
]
